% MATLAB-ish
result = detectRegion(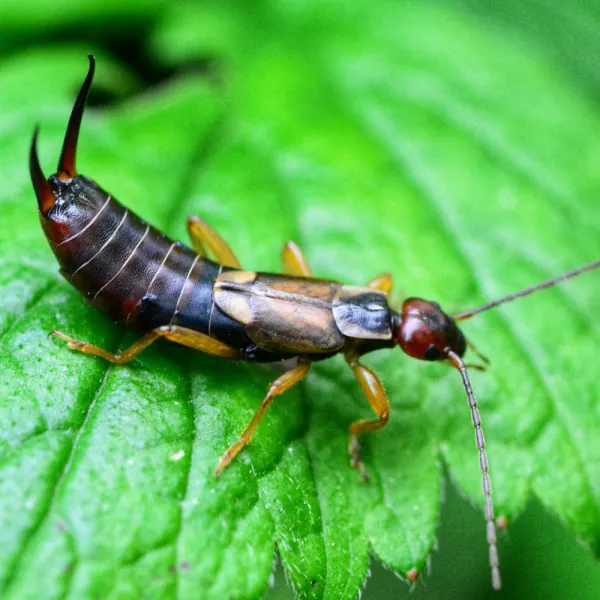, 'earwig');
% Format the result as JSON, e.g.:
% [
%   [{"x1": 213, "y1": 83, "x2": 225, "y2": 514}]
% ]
[{"x1": 30, "y1": 56, "x2": 600, "y2": 591}]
